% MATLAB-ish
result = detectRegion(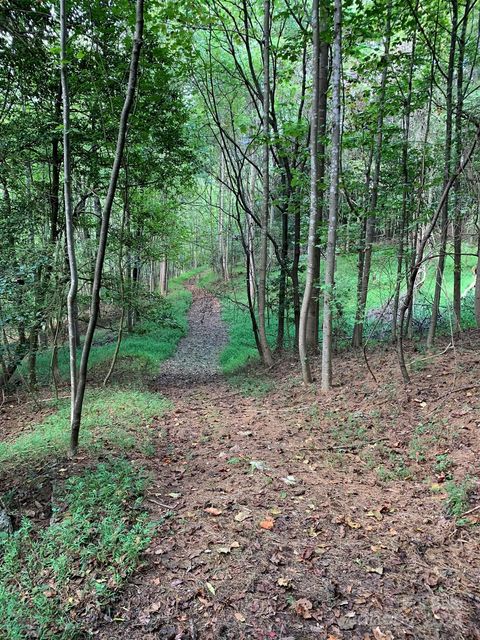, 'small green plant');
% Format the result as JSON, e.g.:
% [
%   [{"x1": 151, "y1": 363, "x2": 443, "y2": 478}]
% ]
[
  {"x1": 228, "y1": 373, "x2": 274, "y2": 398},
  {"x1": 376, "y1": 453, "x2": 412, "y2": 482},
  {"x1": 408, "y1": 436, "x2": 427, "y2": 462},
  {"x1": 444, "y1": 477, "x2": 474, "y2": 520},
  {"x1": 434, "y1": 454, "x2": 453, "y2": 476},
  {"x1": 0, "y1": 460, "x2": 155, "y2": 639},
  {"x1": 331, "y1": 413, "x2": 367, "y2": 447}
]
